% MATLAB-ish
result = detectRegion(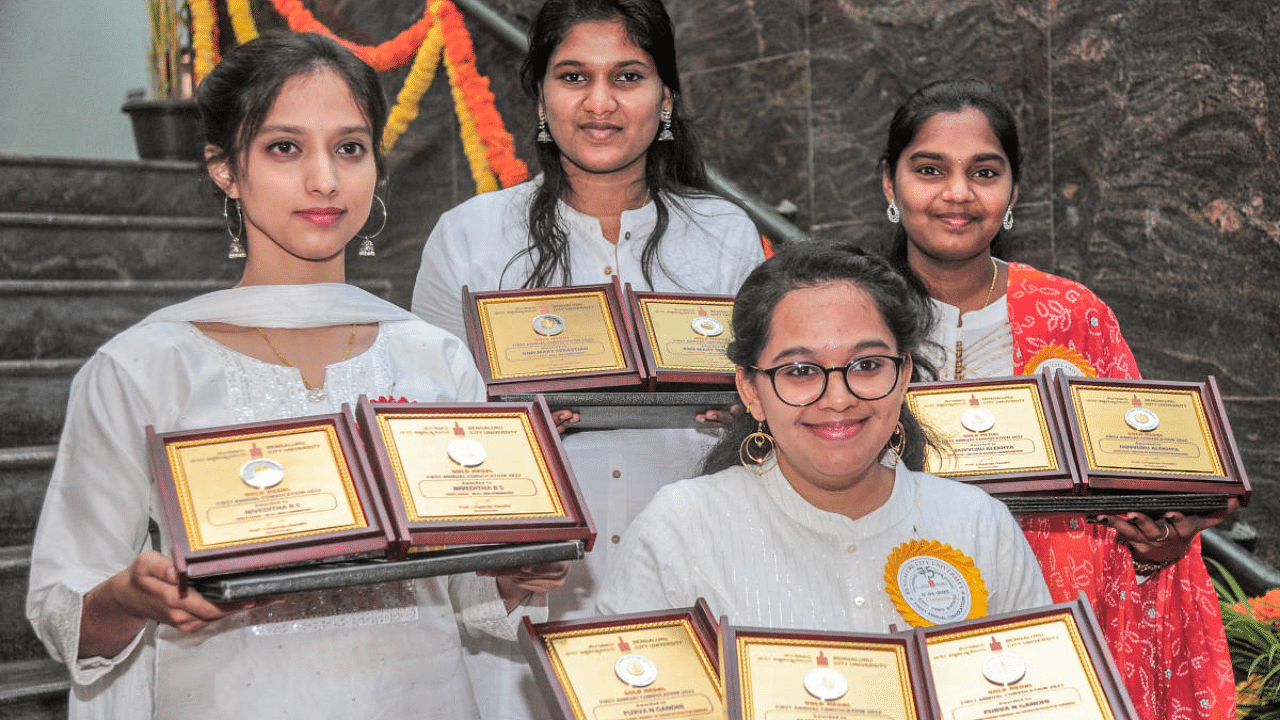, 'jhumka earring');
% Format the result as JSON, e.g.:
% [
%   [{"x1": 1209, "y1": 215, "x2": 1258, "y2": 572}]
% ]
[
  {"x1": 537, "y1": 108, "x2": 552, "y2": 143},
  {"x1": 1002, "y1": 207, "x2": 1014, "y2": 231},
  {"x1": 886, "y1": 200, "x2": 900, "y2": 224},
  {"x1": 224, "y1": 197, "x2": 246, "y2": 259},
  {"x1": 657, "y1": 108, "x2": 674, "y2": 141},
  {"x1": 739, "y1": 419, "x2": 776, "y2": 474},
  {"x1": 885, "y1": 421, "x2": 905, "y2": 464},
  {"x1": 357, "y1": 196, "x2": 387, "y2": 257}
]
